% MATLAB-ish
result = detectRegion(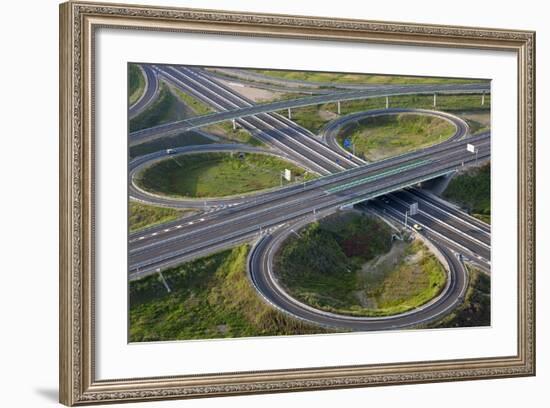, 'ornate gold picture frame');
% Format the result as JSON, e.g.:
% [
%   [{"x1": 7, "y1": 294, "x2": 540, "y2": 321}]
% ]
[{"x1": 59, "y1": 1, "x2": 535, "y2": 405}]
